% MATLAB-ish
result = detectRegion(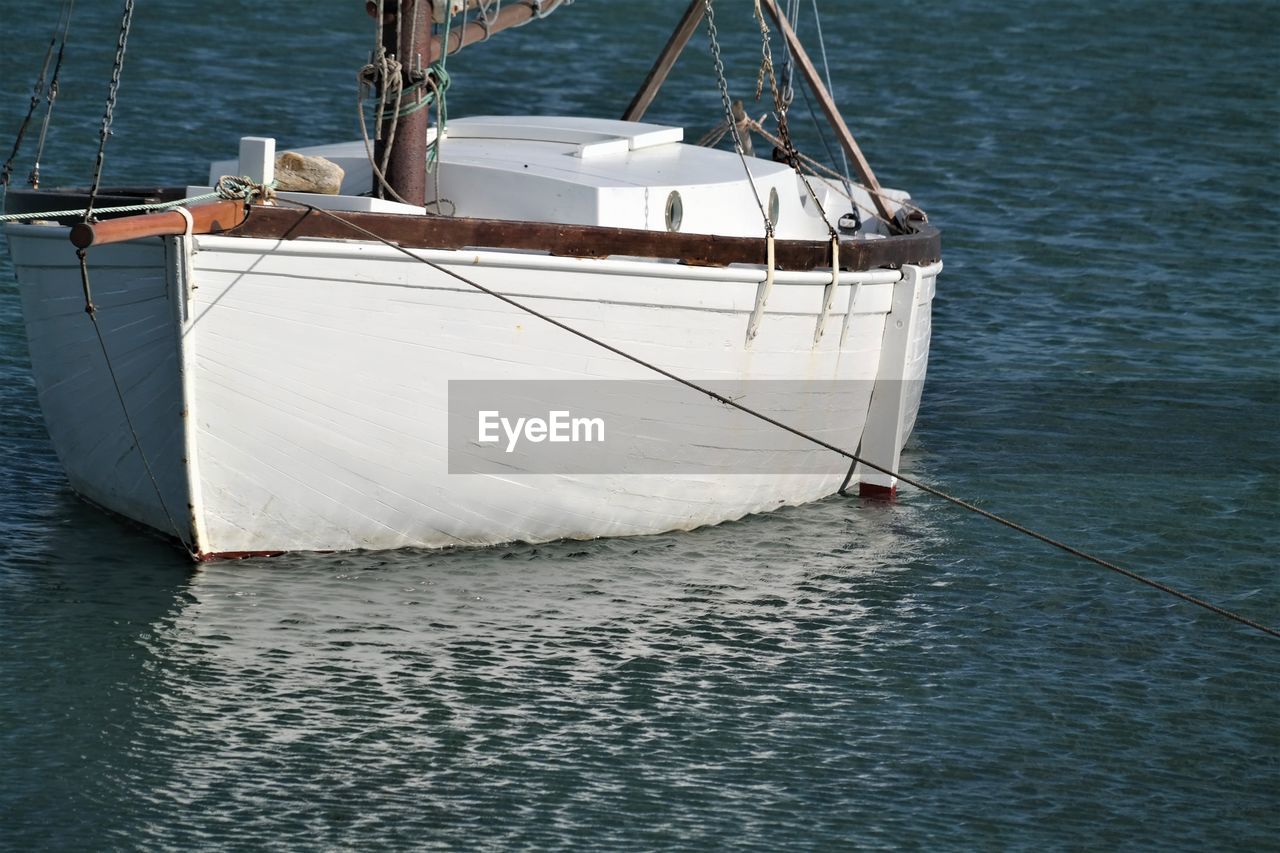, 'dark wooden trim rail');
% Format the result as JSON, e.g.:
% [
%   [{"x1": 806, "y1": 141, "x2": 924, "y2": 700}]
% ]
[
  {"x1": 51, "y1": 196, "x2": 939, "y2": 272},
  {"x1": 224, "y1": 204, "x2": 940, "y2": 272}
]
